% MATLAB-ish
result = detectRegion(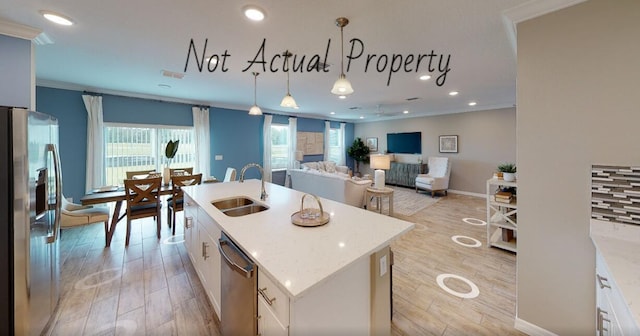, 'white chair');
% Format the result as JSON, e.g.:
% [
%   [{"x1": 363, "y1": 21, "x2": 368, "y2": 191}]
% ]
[
  {"x1": 60, "y1": 195, "x2": 110, "y2": 245},
  {"x1": 223, "y1": 167, "x2": 237, "y2": 182},
  {"x1": 415, "y1": 157, "x2": 451, "y2": 197}
]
